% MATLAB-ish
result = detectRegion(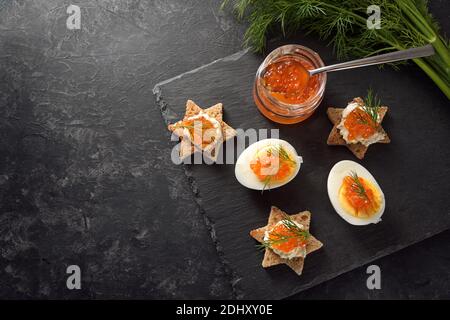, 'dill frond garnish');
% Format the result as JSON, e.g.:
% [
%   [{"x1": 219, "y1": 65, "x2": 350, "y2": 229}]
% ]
[
  {"x1": 261, "y1": 175, "x2": 271, "y2": 194},
  {"x1": 355, "y1": 110, "x2": 370, "y2": 126},
  {"x1": 265, "y1": 145, "x2": 296, "y2": 165},
  {"x1": 276, "y1": 145, "x2": 296, "y2": 165},
  {"x1": 257, "y1": 213, "x2": 309, "y2": 250},
  {"x1": 260, "y1": 145, "x2": 296, "y2": 194},
  {"x1": 349, "y1": 171, "x2": 369, "y2": 200},
  {"x1": 362, "y1": 89, "x2": 381, "y2": 125}
]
